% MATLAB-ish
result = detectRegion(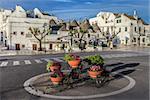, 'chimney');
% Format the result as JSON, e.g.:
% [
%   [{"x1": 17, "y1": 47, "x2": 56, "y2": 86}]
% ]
[{"x1": 133, "y1": 10, "x2": 138, "y2": 19}]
